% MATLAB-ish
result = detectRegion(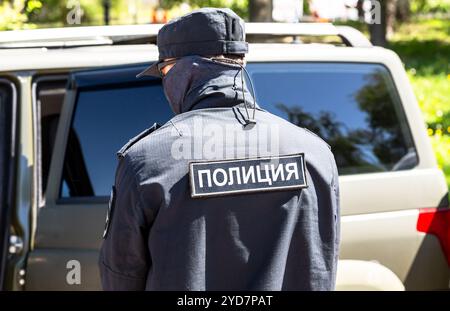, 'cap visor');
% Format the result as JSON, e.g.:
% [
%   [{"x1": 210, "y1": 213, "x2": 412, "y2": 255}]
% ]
[{"x1": 136, "y1": 62, "x2": 159, "y2": 78}]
